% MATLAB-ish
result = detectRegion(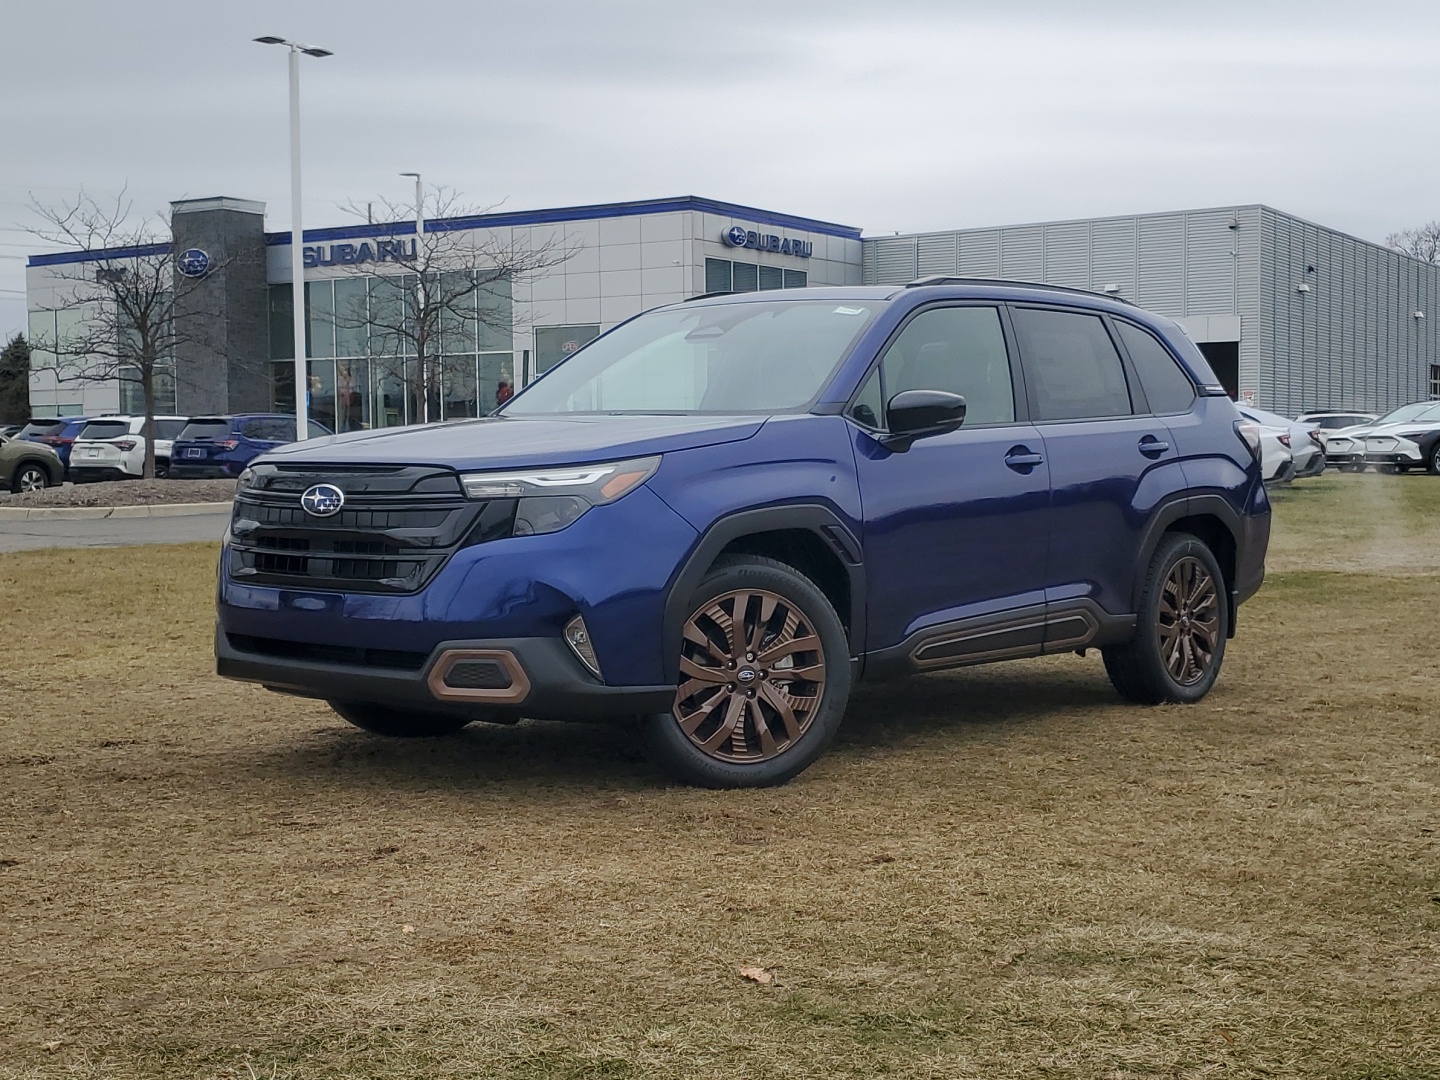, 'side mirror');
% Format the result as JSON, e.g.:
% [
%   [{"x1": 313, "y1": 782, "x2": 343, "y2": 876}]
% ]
[{"x1": 881, "y1": 389, "x2": 966, "y2": 451}]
